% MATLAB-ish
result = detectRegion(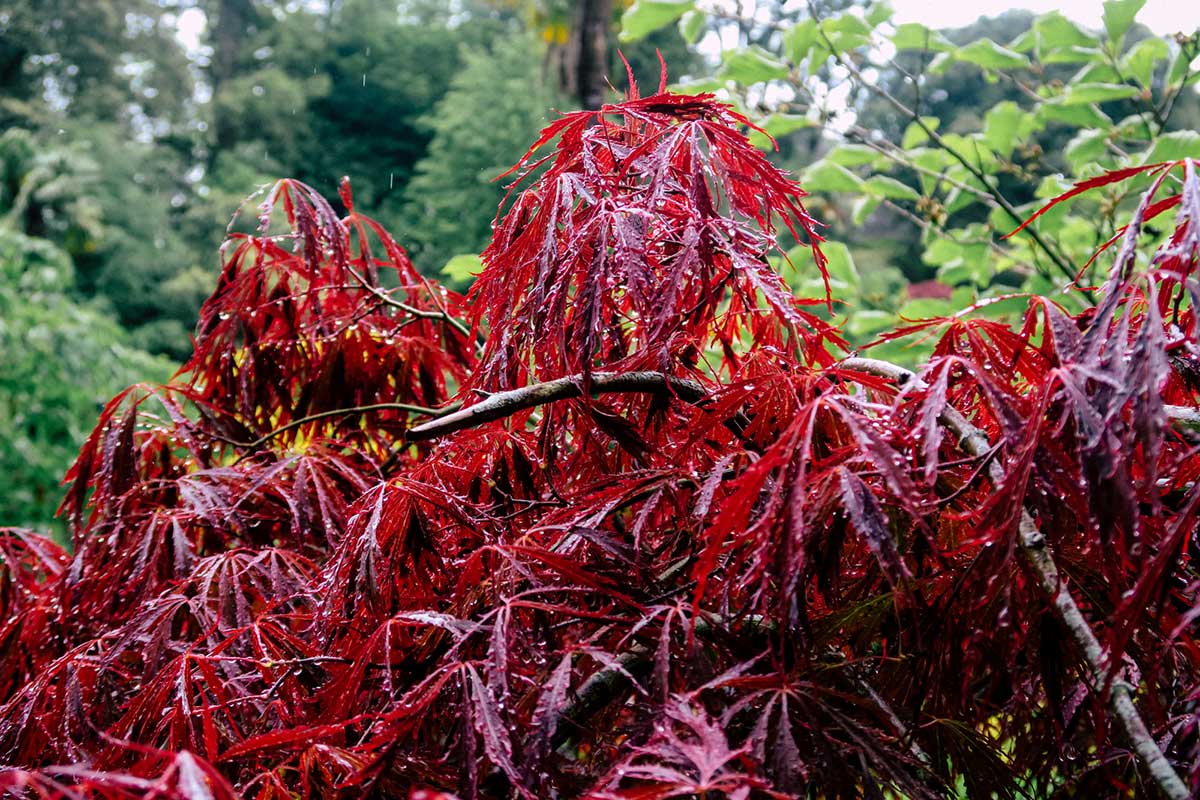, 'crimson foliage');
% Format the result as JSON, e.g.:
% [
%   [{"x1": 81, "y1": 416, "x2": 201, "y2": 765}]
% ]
[{"x1": 3, "y1": 76, "x2": 1200, "y2": 798}]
